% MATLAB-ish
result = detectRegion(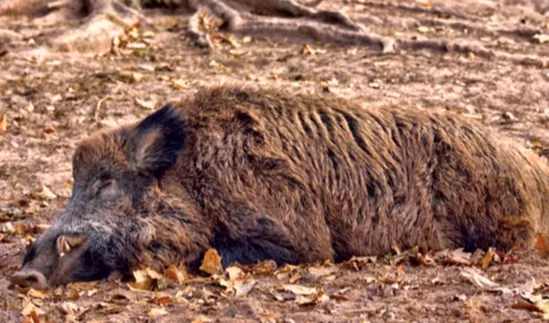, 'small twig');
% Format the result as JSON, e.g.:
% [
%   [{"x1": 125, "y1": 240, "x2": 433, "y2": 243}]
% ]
[
  {"x1": 47, "y1": 0, "x2": 72, "y2": 10},
  {"x1": 94, "y1": 96, "x2": 111, "y2": 122}
]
